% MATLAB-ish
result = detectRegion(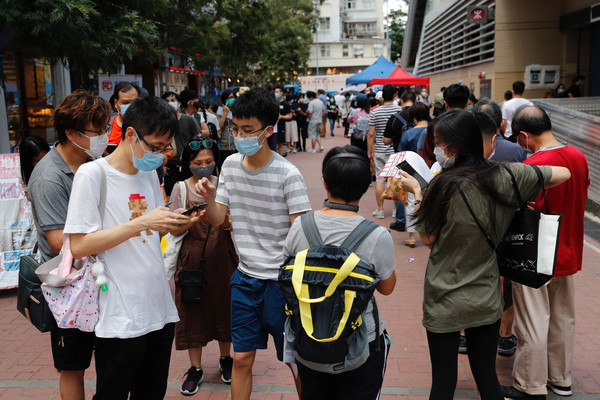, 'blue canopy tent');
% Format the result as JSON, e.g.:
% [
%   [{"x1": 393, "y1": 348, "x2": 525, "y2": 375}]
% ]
[{"x1": 345, "y1": 56, "x2": 397, "y2": 85}]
